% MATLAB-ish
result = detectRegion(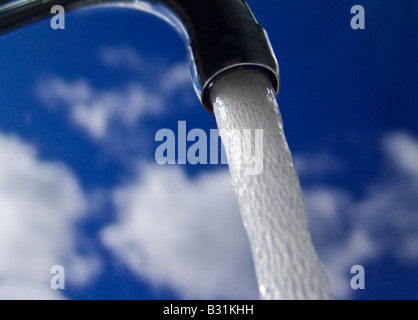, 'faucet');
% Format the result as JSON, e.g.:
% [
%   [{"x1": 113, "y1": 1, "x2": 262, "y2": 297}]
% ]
[{"x1": 0, "y1": 0, "x2": 280, "y2": 113}]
